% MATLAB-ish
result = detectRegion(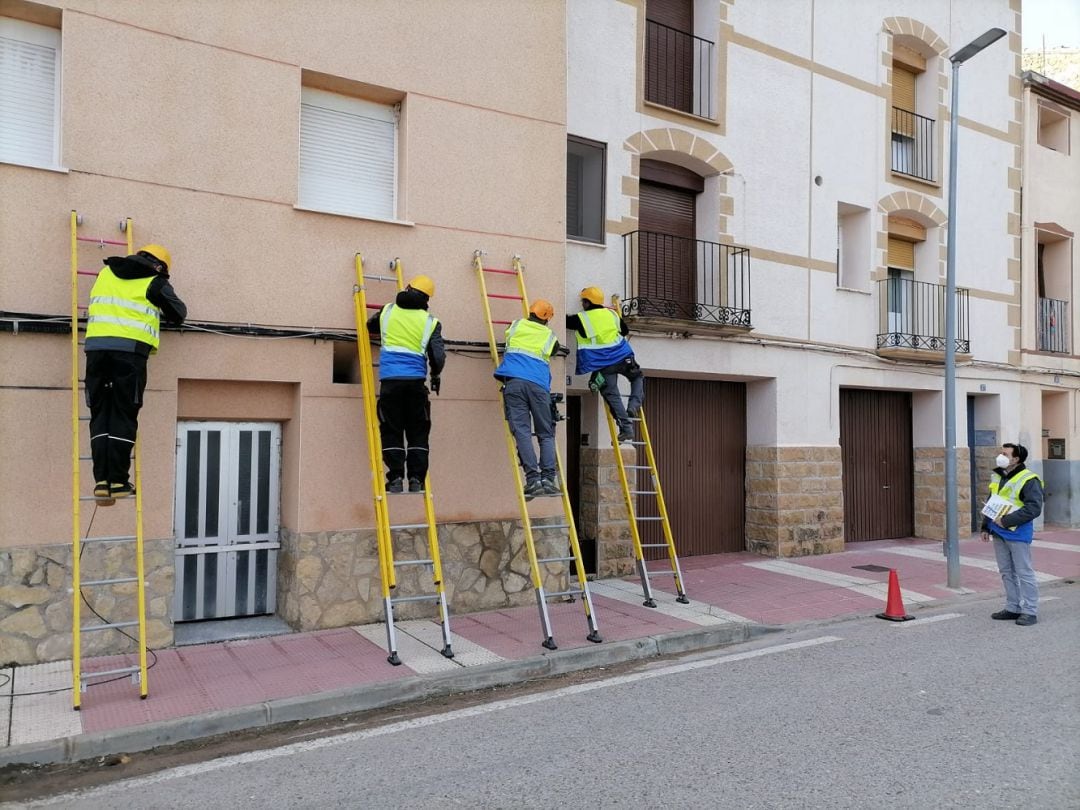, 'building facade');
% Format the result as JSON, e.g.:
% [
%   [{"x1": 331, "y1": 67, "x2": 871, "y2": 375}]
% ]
[{"x1": 563, "y1": 0, "x2": 1065, "y2": 576}]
